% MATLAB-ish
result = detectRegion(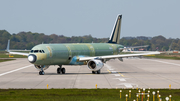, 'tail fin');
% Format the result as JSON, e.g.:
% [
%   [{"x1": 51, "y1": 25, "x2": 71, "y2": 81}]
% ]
[
  {"x1": 108, "y1": 15, "x2": 122, "y2": 44},
  {"x1": 6, "y1": 40, "x2": 10, "y2": 52}
]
